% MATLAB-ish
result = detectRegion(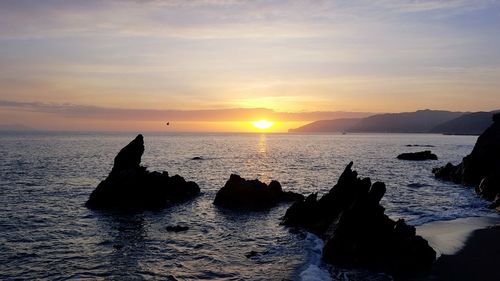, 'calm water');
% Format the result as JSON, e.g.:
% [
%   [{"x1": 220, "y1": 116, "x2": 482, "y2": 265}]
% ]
[{"x1": 0, "y1": 132, "x2": 496, "y2": 280}]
